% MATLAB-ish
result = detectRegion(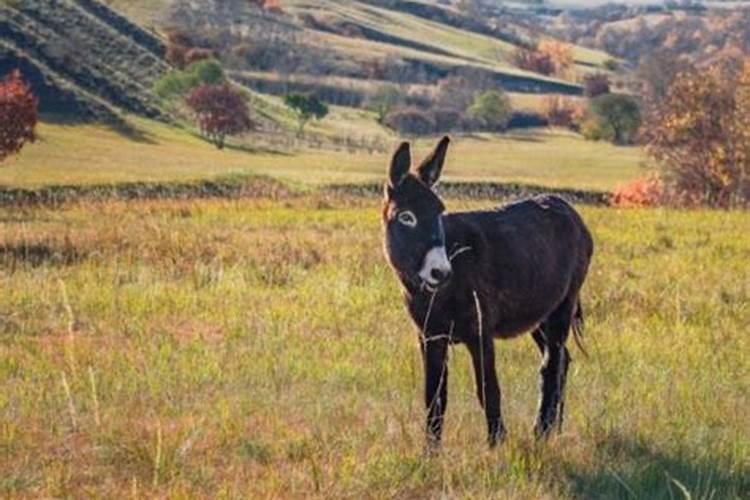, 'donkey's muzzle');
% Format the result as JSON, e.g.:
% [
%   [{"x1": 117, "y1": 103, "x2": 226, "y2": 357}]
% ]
[{"x1": 419, "y1": 246, "x2": 452, "y2": 291}]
